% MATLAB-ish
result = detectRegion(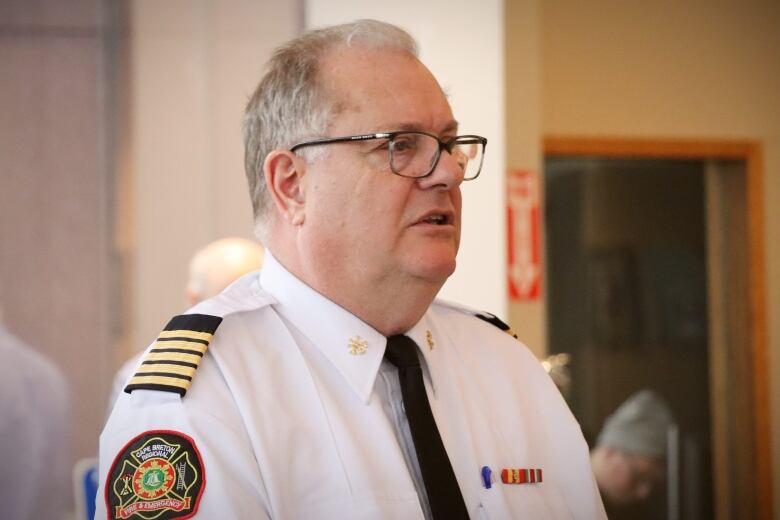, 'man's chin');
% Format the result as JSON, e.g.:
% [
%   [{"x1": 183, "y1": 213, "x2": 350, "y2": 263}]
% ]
[{"x1": 407, "y1": 255, "x2": 457, "y2": 285}]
